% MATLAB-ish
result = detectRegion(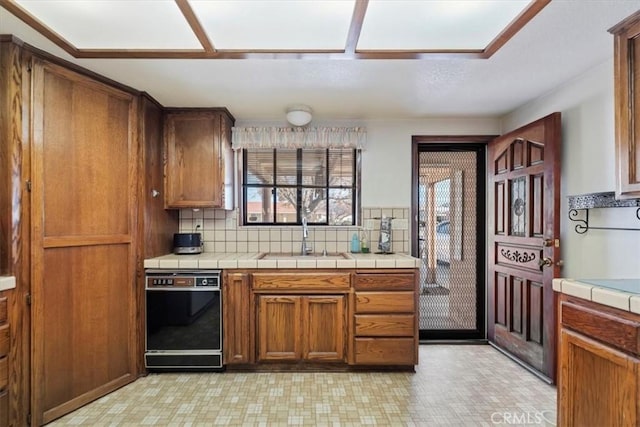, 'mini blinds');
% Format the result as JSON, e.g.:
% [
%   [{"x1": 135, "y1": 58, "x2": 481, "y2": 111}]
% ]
[
  {"x1": 243, "y1": 148, "x2": 359, "y2": 226},
  {"x1": 231, "y1": 127, "x2": 366, "y2": 150}
]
